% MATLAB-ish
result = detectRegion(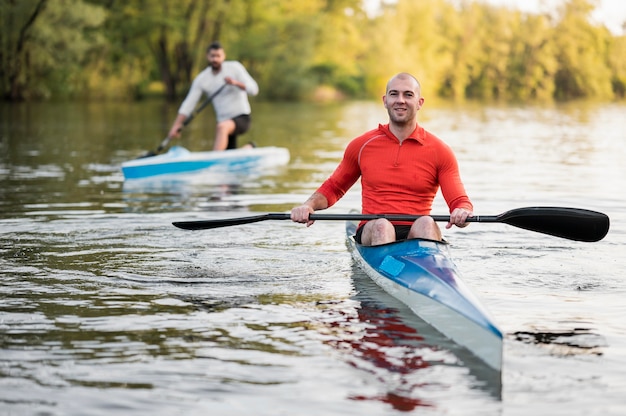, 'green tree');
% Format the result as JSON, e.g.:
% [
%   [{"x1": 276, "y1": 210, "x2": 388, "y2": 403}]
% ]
[
  {"x1": 92, "y1": 0, "x2": 233, "y2": 100},
  {"x1": 607, "y1": 34, "x2": 626, "y2": 98},
  {"x1": 507, "y1": 13, "x2": 559, "y2": 101},
  {"x1": 363, "y1": 0, "x2": 454, "y2": 98},
  {"x1": 436, "y1": 1, "x2": 488, "y2": 100},
  {"x1": 552, "y1": 0, "x2": 613, "y2": 99},
  {"x1": 228, "y1": 0, "x2": 319, "y2": 100},
  {"x1": 0, "y1": 0, "x2": 106, "y2": 100},
  {"x1": 308, "y1": 0, "x2": 368, "y2": 97},
  {"x1": 465, "y1": 5, "x2": 518, "y2": 99}
]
